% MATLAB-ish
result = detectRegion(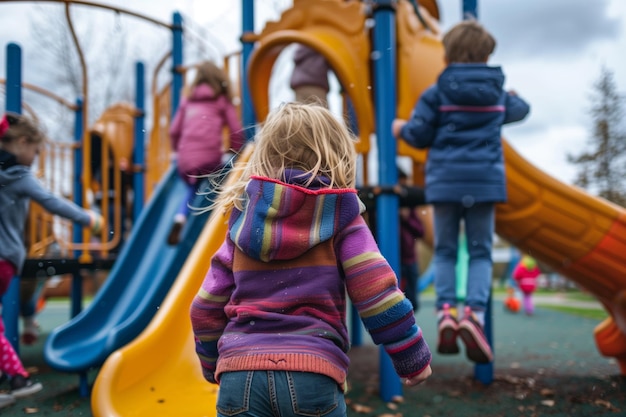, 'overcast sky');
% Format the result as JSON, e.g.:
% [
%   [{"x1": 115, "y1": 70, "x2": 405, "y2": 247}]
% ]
[{"x1": 1, "y1": 0, "x2": 625, "y2": 187}]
